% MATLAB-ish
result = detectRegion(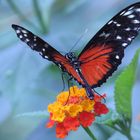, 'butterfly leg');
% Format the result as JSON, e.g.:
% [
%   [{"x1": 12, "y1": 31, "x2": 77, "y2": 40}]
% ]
[
  {"x1": 75, "y1": 68, "x2": 95, "y2": 99},
  {"x1": 64, "y1": 76, "x2": 73, "y2": 105},
  {"x1": 61, "y1": 72, "x2": 66, "y2": 92},
  {"x1": 84, "y1": 86, "x2": 106, "y2": 101},
  {"x1": 68, "y1": 76, "x2": 76, "y2": 96},
  {"x1": 67, "y1": 76, "x2": 73, "y2": 97},
  {"x1": 84, "y1": 86, "x2": 94, "y2": 100}
]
